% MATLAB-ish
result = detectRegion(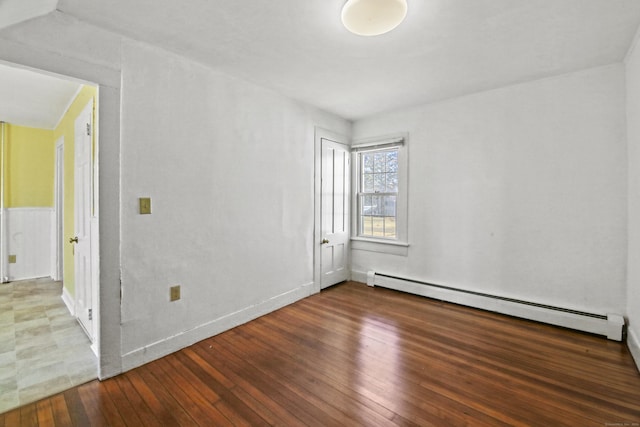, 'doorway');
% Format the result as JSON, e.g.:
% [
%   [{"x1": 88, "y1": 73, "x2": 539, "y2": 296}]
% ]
[
  {"x1": 314, "y1": 128, "x2": 351, "y2": 290},
  {"x1": 0, "y1": 61, "x2": 100, "y2": 411}
]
